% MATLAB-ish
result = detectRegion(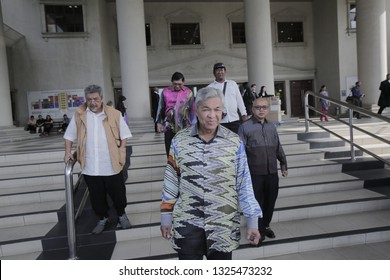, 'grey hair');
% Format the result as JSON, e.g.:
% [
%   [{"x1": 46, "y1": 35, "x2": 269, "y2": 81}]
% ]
[
  {"x1": 195, "y1": 87, "x2": 224, "y2": 108},
  {"x1": 84, "y1": 84, "x2": 103, "y2": 97}
]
